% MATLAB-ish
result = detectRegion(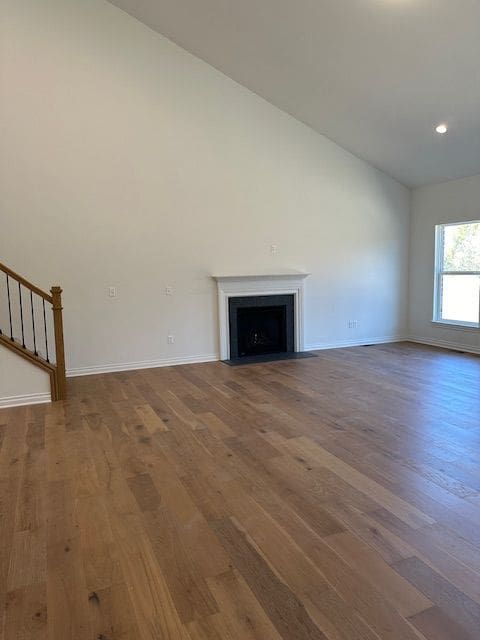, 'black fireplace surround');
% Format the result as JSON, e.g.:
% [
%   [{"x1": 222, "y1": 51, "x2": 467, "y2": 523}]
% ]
[{"x1": 228, "y1": 294, "x2": 295, "y2": 360}]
